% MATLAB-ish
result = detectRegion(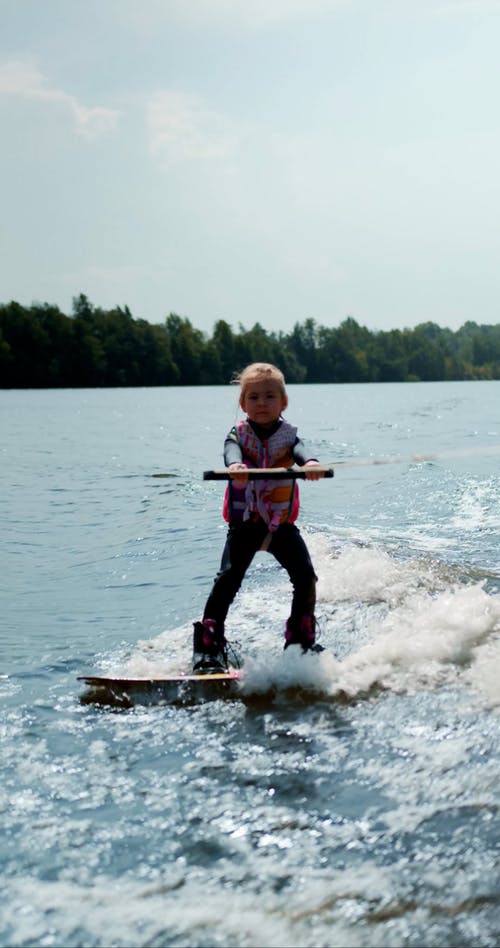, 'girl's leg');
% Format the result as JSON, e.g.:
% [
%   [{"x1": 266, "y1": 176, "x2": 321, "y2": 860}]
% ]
[
  {"x1": 268, "y1": 524, "x2": 318, "y2": 646},
  {"x1": 203, "y1": 520, "x2": 268, "y2": 630}
]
